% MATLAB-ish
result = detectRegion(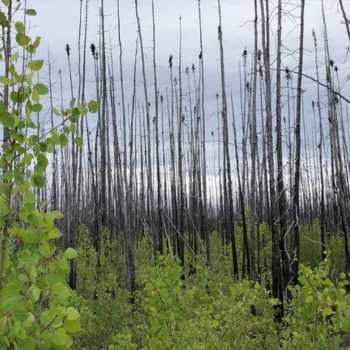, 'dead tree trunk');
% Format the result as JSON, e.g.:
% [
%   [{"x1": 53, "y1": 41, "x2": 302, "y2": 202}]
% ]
[{"x1": 292, "y1": 0, "x2": 306, "y2": 285}]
